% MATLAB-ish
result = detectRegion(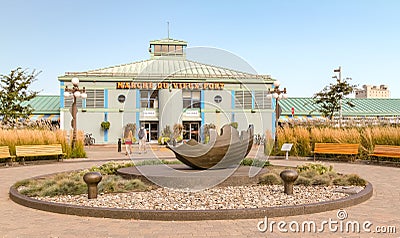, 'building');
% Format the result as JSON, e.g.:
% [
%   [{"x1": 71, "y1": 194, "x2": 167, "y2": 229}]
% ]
[
  {"x1": 355, "y1": 85, "x2": 390, "y2": 98},
  {"x1": 58, "y1": 38, "x2": 277, "y2": 144},
  {"x1": 279, "y1": 97, "x2": 400, "y2": 125},
  {"x1": 21, "y1": 95, "x2": 60, "y2": 122}
]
